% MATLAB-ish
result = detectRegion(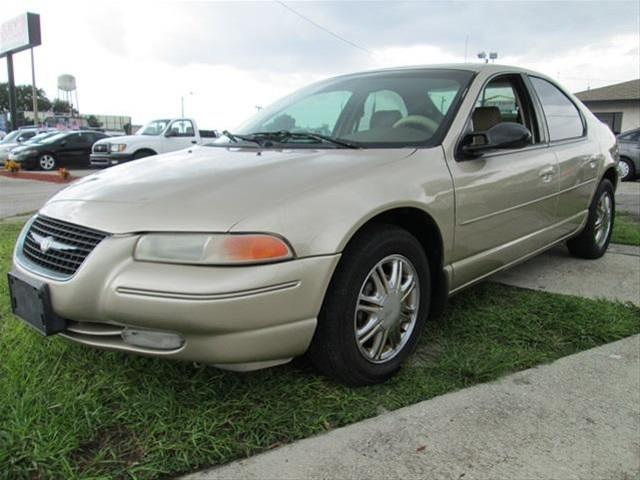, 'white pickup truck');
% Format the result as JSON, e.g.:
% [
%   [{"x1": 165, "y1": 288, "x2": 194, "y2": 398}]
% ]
[{"x1": 90, "y1": 118, "x2": 216, "y2": 167}]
